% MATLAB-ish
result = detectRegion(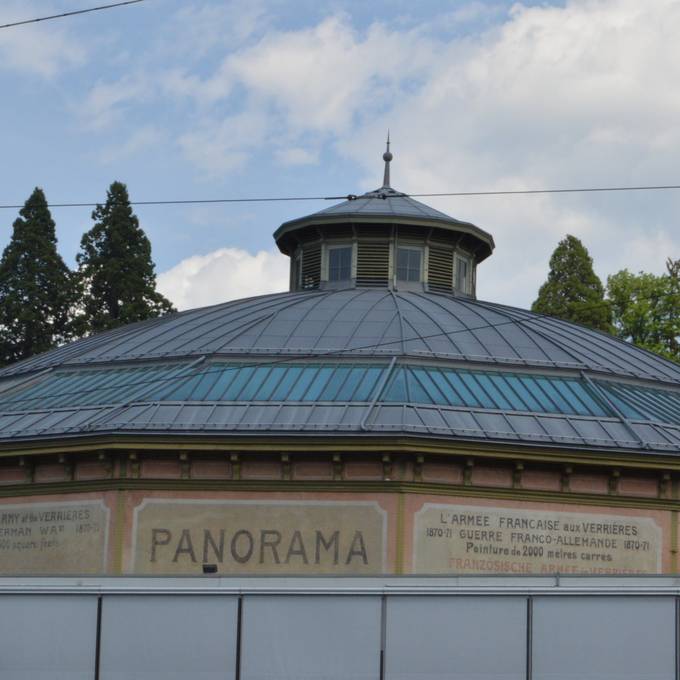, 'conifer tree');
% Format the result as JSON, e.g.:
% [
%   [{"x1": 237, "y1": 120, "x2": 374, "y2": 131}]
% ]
[
  {"x1": 531, "y1": 234, "x2": 611, "y2": 332},
  {"x1": 0, "y1": 188, "x2": 76, "y2": 365},
  {"x1": 76, "y1": 181, "x2": 174, "y2": 333}
]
